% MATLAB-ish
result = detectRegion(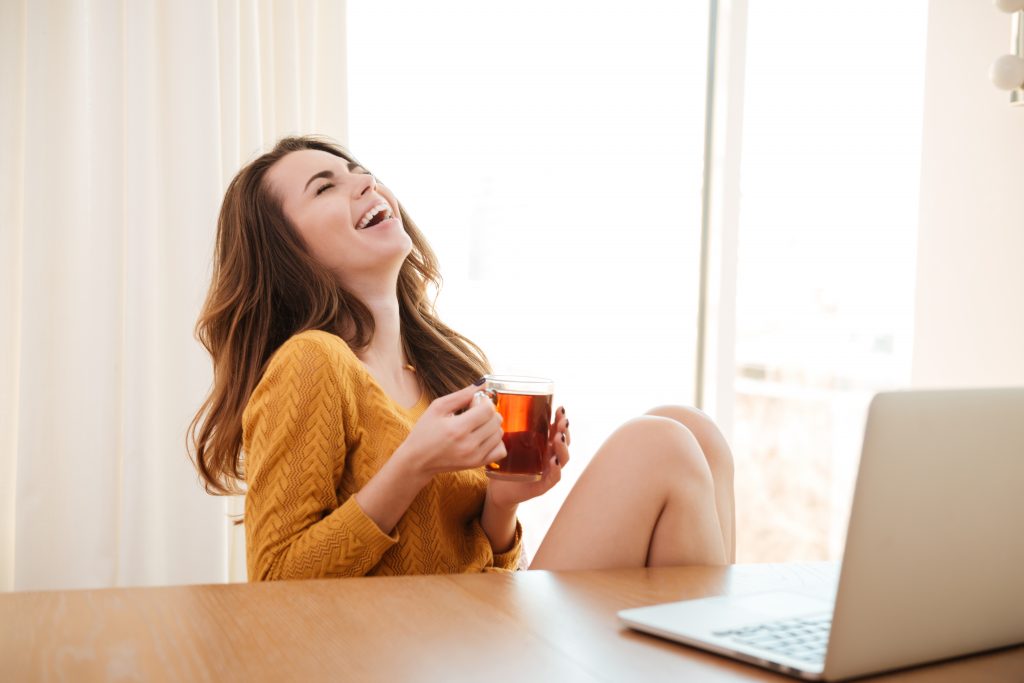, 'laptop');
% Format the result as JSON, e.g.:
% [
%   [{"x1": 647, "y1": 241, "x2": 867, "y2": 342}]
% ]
[{"x1": 619, "y1": 387, "x2": 1024, "y2": 680}]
